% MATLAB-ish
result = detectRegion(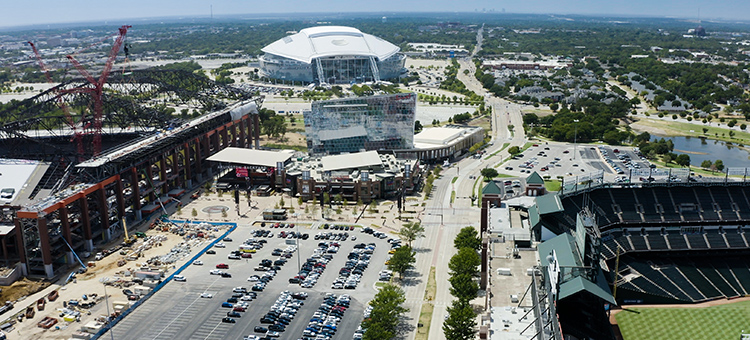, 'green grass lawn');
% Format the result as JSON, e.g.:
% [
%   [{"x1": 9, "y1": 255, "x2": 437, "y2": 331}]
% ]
[
  {"x1": 636, "y1": 117, "x2": 750, "y2": 145},
  {"x1": 616, "y1": 301, "x2": 750, "y2": 340},
  {"x1": 544, "y1": 180, "x2": 561, "y2": 192}
]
